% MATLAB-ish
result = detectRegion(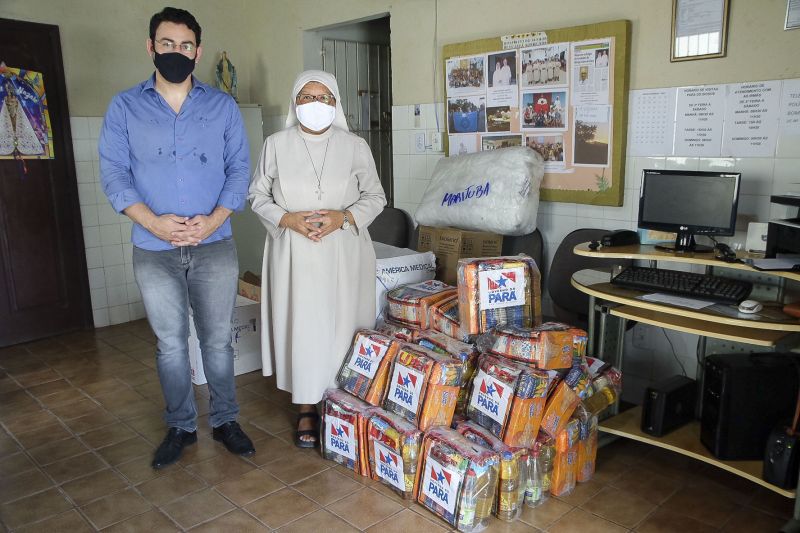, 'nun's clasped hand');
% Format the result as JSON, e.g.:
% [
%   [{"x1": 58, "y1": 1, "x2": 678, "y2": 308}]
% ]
[
  {"x1": 278, "y1": 211, "x2": 323, "y2": 242},
  {"x1": 305, "y1": 210, "x2": 346, "y2": 239}
]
